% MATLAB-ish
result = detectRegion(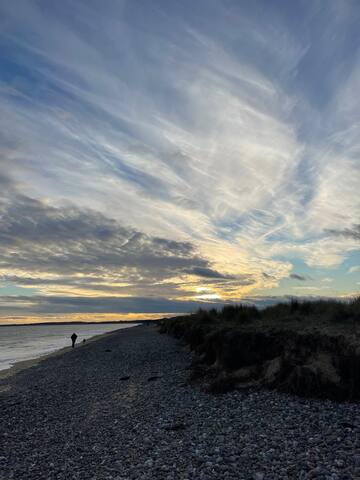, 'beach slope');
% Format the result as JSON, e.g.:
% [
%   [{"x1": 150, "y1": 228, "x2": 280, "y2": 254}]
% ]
[{"x1": 0, "y1": 324, "x2": 359, "y2": 479}]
